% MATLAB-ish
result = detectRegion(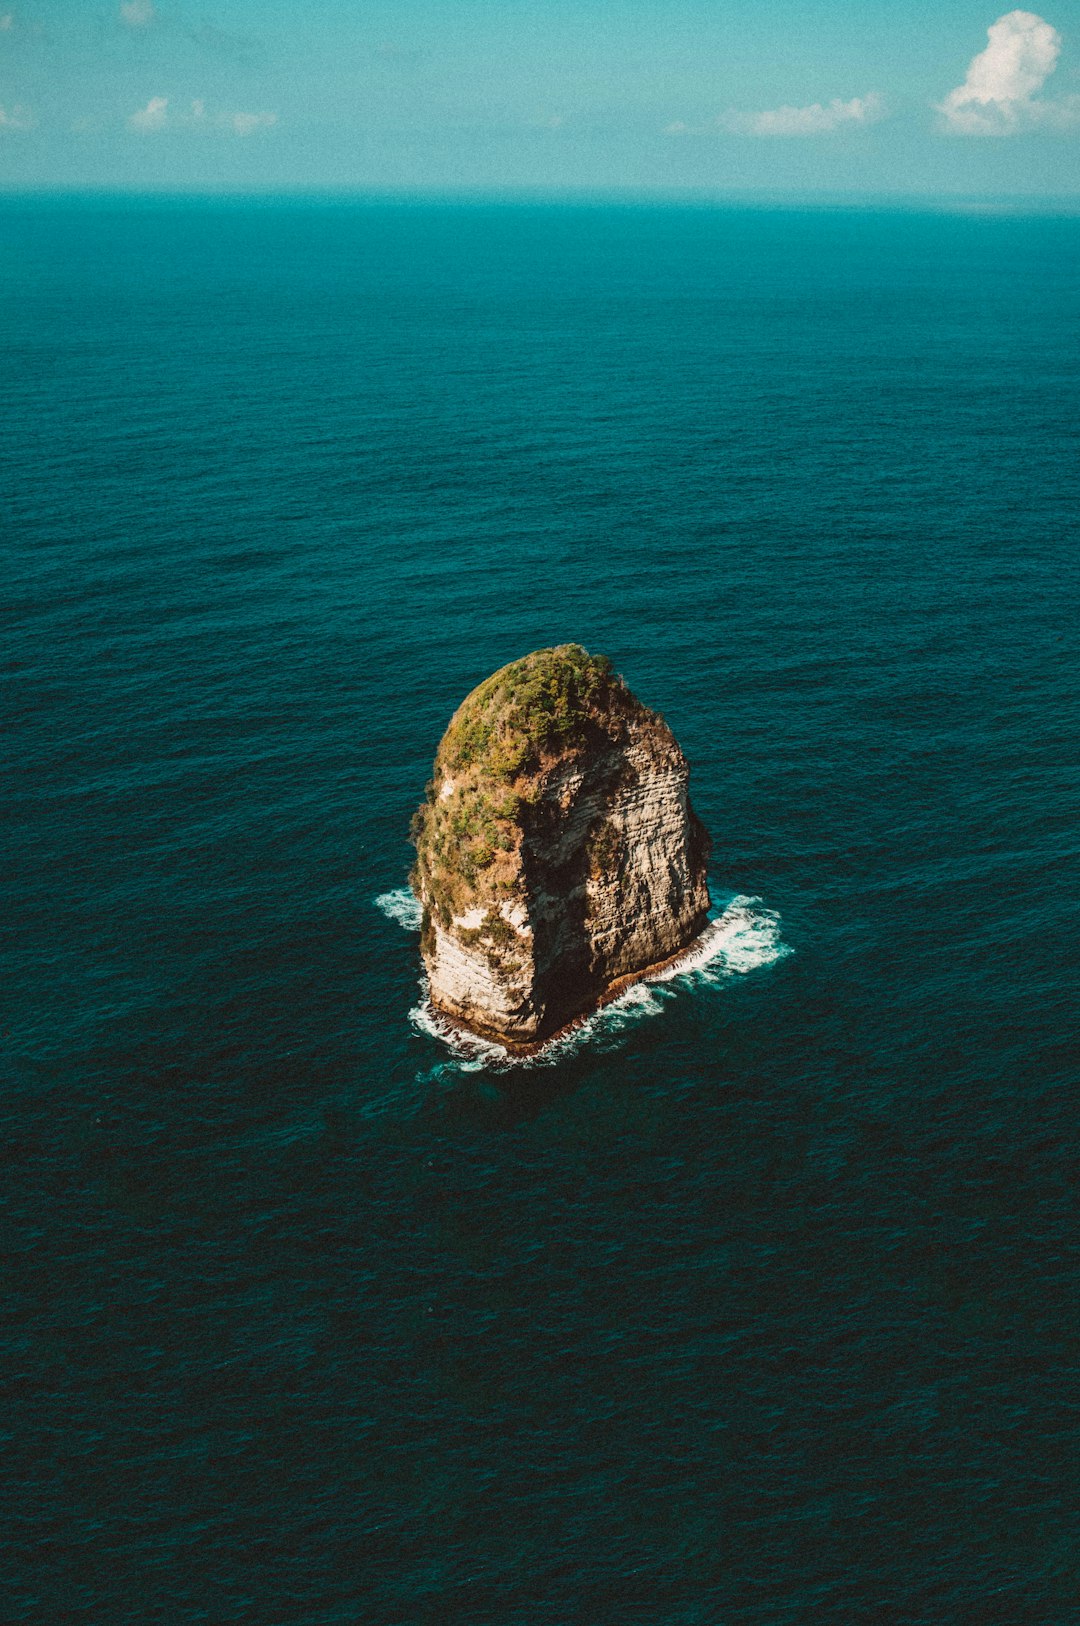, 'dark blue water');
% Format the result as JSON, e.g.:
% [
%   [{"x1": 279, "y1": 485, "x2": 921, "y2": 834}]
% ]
[{"x1": 4, "y1": 200, "x2": 1079, "y2": 1624}]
